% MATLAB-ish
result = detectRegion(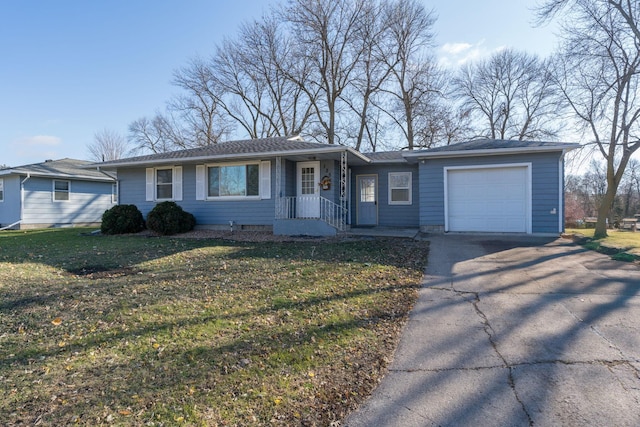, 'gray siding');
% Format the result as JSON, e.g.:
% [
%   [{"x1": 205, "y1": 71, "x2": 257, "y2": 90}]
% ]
[
  {"x1": 349, "y1": 163, "x2": 420, "y2": 227},
  {"x1": 419, "y1": 152, "x2": 563, "y2": 234},
  {"x1": 0, "y1": 175, "x2": 22, "y2": 225},
  {"x1": 21, "y1": 176, "x2": 115, "y2": 226},
  {"x1": 119, "y1": 163, "x2": 279, "y2": 227}
]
